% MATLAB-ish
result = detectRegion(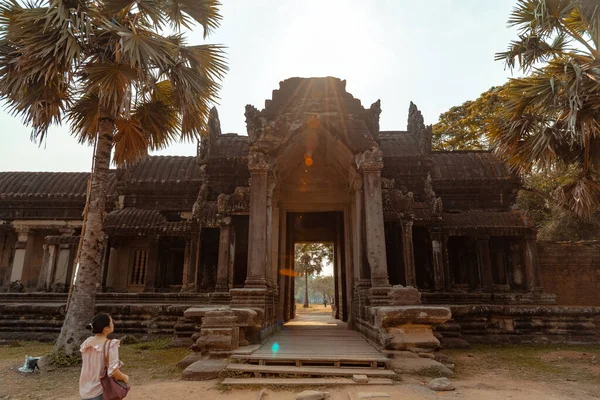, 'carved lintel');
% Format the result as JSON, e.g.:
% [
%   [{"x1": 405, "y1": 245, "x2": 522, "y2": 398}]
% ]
[
  {"x1": 356, "y1": 148, "x2": 384, "y2": 172},
  {"x1": 248, "y1": 150, "x2": 273, "y2": 174}
]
